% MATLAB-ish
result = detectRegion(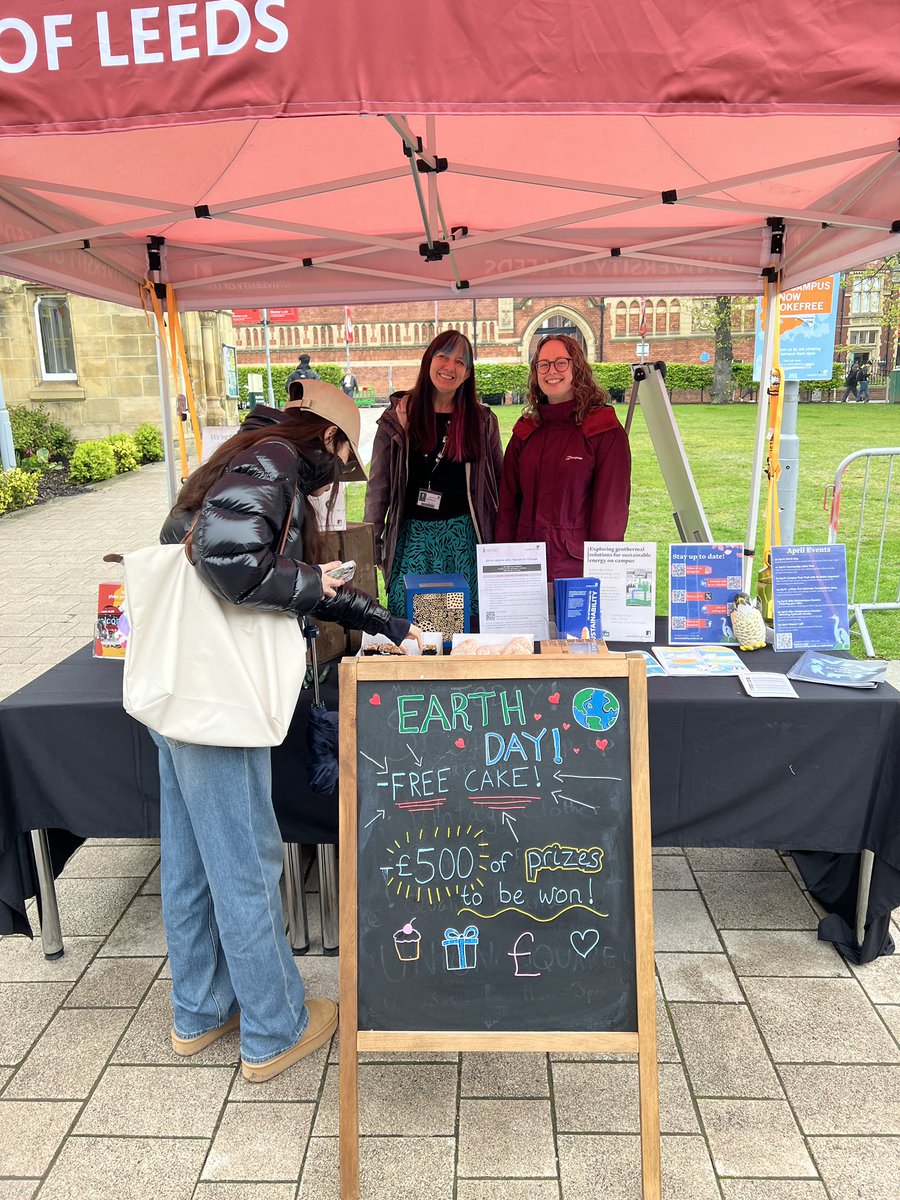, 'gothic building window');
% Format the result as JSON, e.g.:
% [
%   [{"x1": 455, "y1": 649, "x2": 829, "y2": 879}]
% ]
[
  {"x1": 669, "y1": 301, "x2": 681, "y2": 334},
  {"x1": 615, "y1": 302, "x2": 627, "y2": 337}
]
